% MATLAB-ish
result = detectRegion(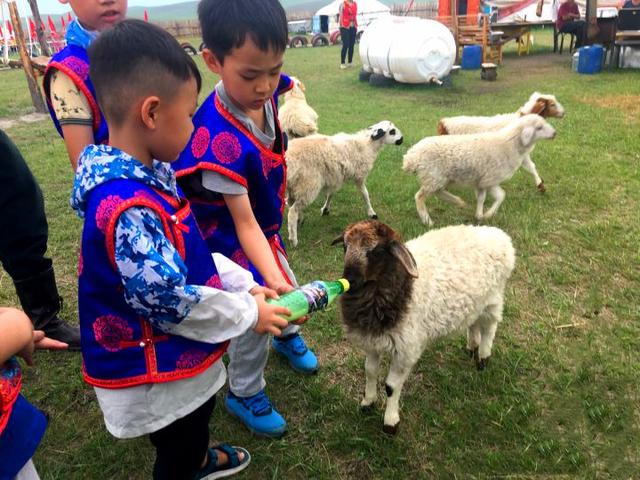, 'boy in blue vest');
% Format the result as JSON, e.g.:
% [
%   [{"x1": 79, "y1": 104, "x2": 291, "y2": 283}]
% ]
[
  {"x1": 44, "y1": 0, "x2": 127, "y2": 171},
  {"x1": 73, "y1": 20, "x2": 290, "y2": 479},
  {"x1": 173, "y1": 0, "x2": 318, "y2": 438}
]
